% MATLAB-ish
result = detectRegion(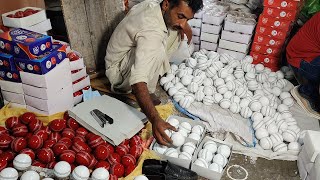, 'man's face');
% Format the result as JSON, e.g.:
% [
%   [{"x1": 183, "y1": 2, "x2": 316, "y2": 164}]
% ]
[{"x1": 163, "y1": 0, "x2": 194, "y2": 31}]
